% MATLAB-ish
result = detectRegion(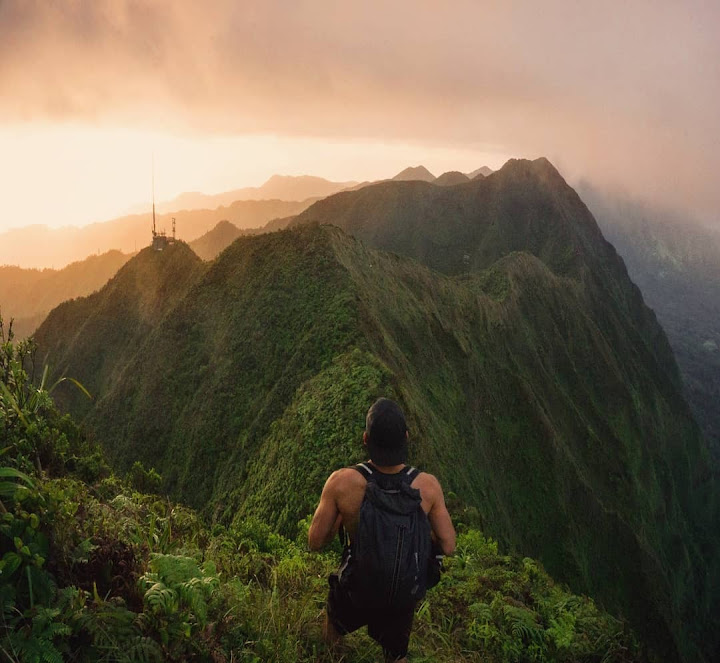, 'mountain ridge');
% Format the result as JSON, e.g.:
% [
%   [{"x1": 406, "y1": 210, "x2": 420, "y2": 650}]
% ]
[
  {"x1": 578, "y1": 182, "x2": 720, "y2": 464},
  {"x1": 34, "y1": 161, "x2": 720, "y2": 660},
  {"x1": 435, "y1": 170, "x2": 471, "y2": 186},
  {"x1": 142, "y1": 174, "x2": 359, "y2": 214},
  {"x1": 0, "y1": 249, "x2": 133, "y2": 338},
  {"x1": 0, "y1": 198, "x2": 314, "y2": 269}
]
